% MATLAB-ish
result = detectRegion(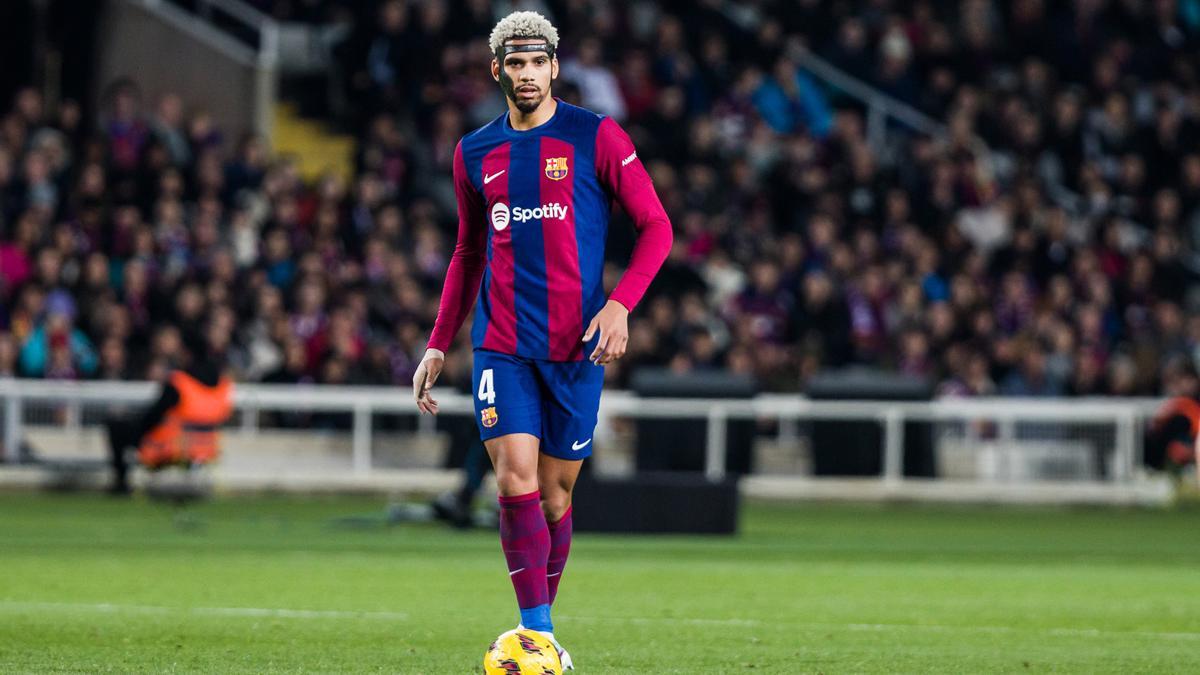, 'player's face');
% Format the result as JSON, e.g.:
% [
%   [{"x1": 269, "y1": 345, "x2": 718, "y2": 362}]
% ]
[{"x1": 492, "y1": 43, "x2": 557, "y2": 114}]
